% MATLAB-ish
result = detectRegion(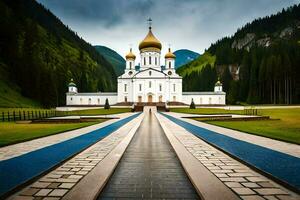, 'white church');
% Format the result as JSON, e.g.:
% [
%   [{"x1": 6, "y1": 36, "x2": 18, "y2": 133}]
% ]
[{"x1": 66, "y1": 23, "x2": 226, "y2": 107}]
